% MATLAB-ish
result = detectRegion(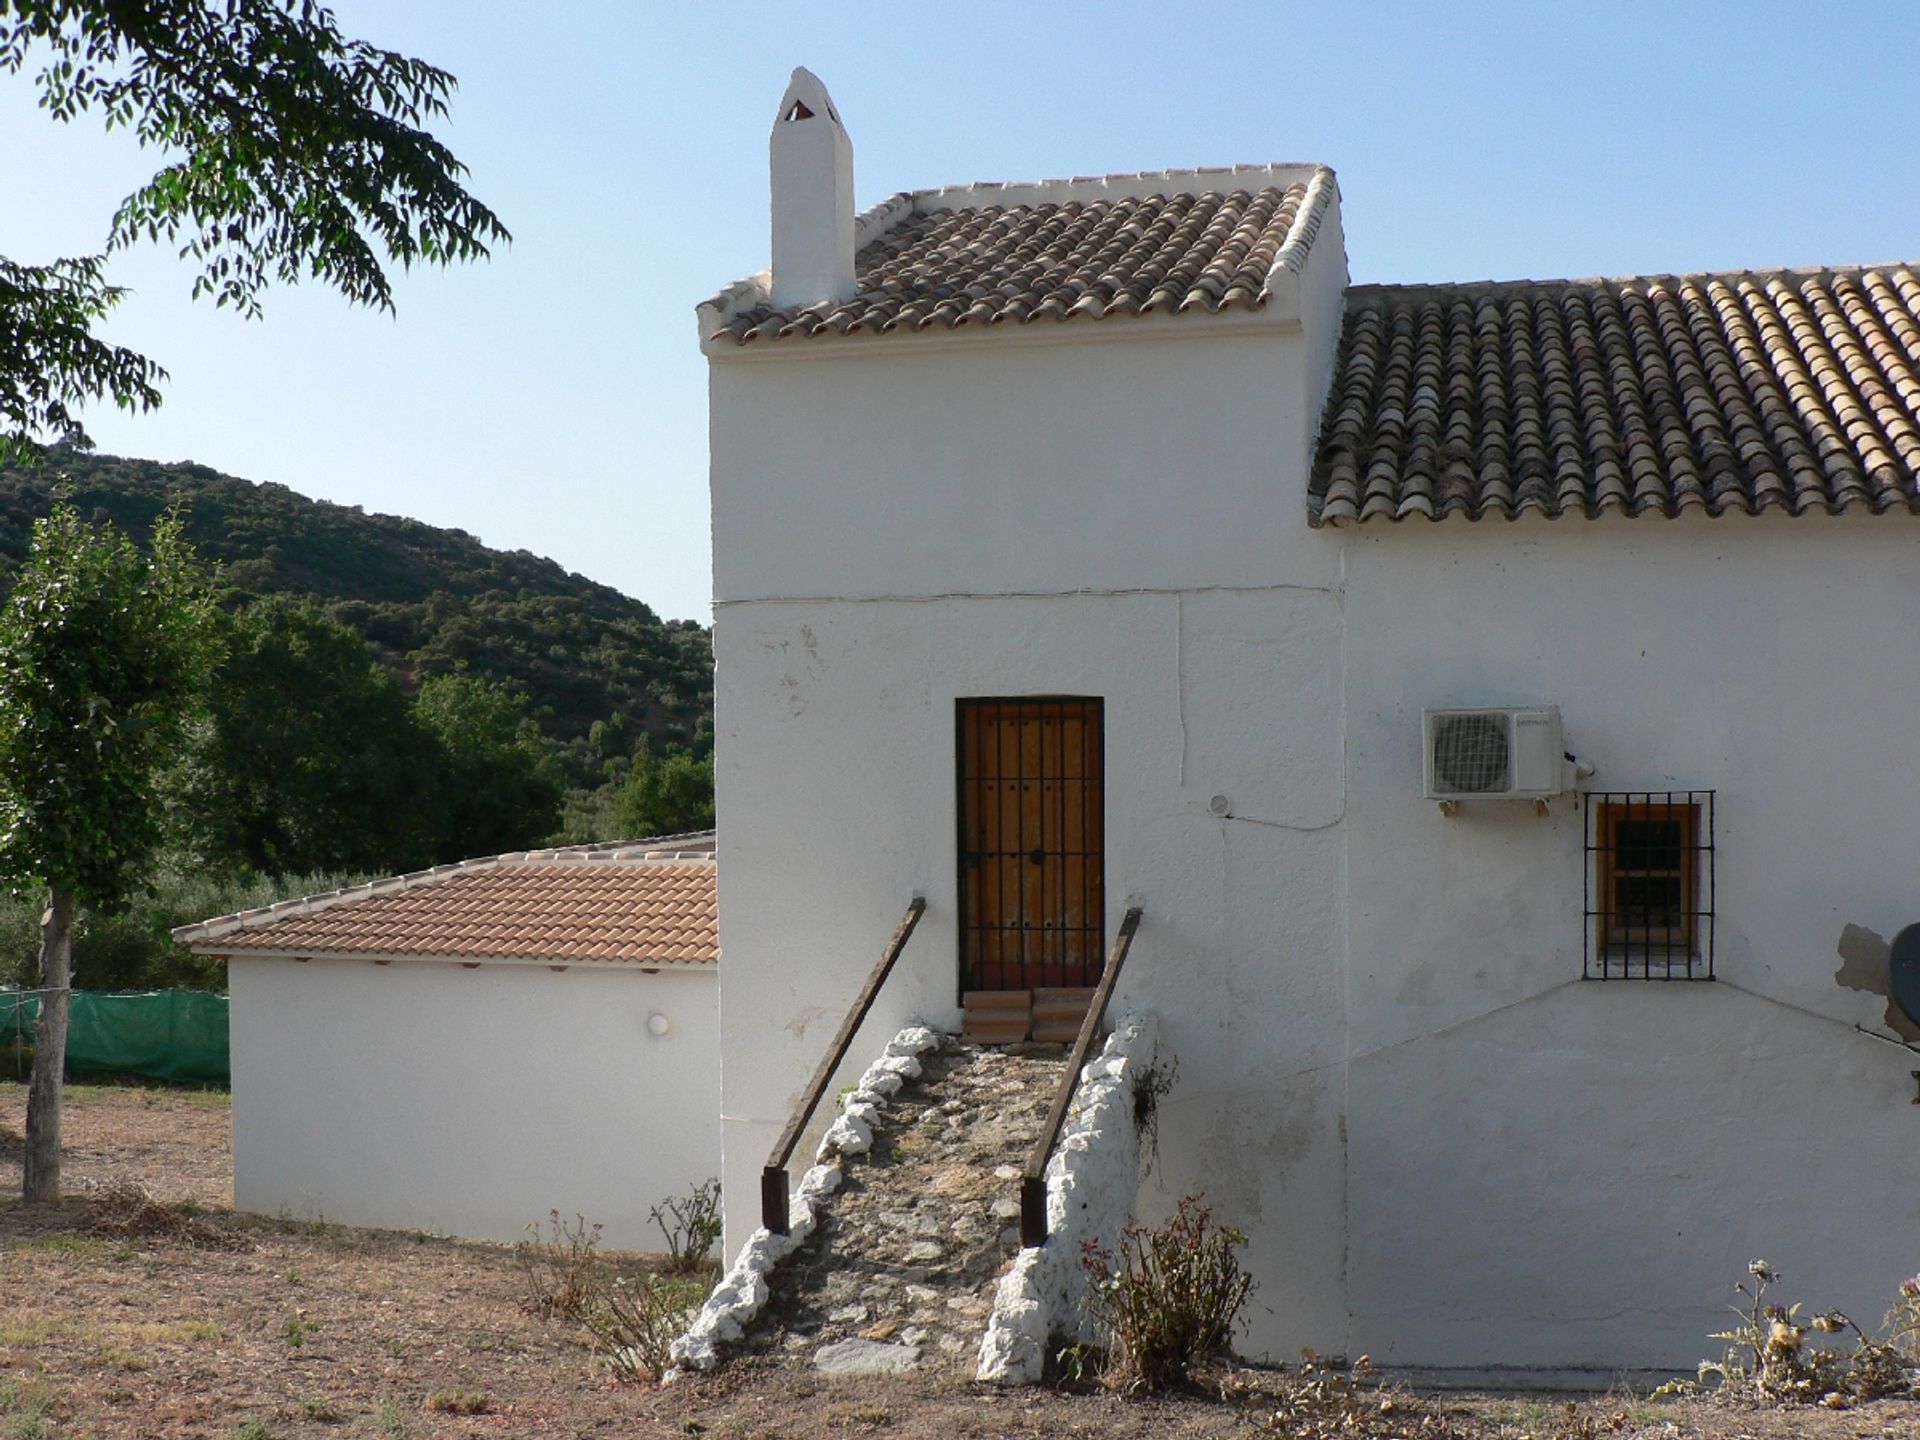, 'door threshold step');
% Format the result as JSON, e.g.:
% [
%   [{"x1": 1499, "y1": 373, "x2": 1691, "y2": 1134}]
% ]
[
  {"x1": 1031, "y1": 986, "x2": 1096, "y2": 1042},
  {"x1": 962, "y1": 990, "x2": 1031, "y2": 1044},
  {"x1": 963, "y1": 987, "x2": 1100, "y2": 1044}
]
